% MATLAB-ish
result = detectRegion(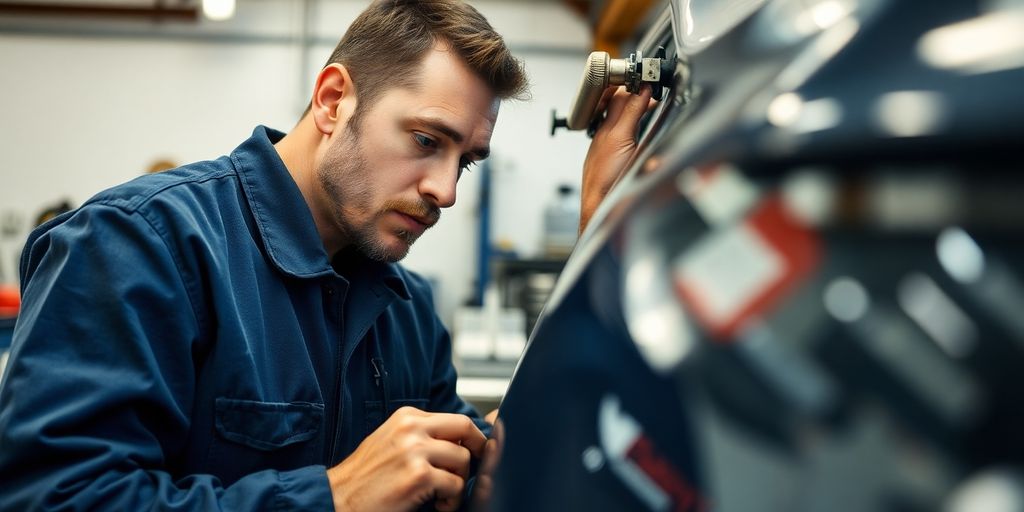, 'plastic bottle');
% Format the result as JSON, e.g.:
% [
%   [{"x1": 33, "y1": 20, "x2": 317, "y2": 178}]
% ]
[{"x1": 542, "y1": 184, "x2": 581, "y2": 258}]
